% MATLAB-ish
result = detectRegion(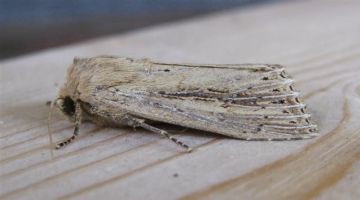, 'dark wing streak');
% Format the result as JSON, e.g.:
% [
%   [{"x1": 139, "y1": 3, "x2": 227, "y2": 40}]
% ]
[
  {"x1": 215, "y1": 113, "x2": 311, "y2": 120},
  {"x1": 264, "y1": 124, "x2": 317, "y2": 130},
  {"x1": 223, "y1": 92, "x2": 299, "y2": 101},
  {"x1": 229, "y1": 103, "x2": 307, "y2": 109},
  {"x1": 151, "y1": 62, "x2": 284, "y2": 71},
  {"x1": 156, "y1": 90, "x2": 299, "y2": 100},
  {"x1": 264, "y1": 114, "x2": 311, "y2": 119},
  {"x1": 212, "y1": 114, "x2": 316, "y2": 130}
]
